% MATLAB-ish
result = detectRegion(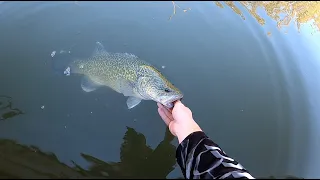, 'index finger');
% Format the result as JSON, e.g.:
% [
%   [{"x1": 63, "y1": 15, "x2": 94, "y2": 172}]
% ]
[
  {"x1": 158, "y1": 107, "x2": 172, "y2": 126},
  {"x1": 157, "y1": 102, "x2": 172, "y2": 113}
]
